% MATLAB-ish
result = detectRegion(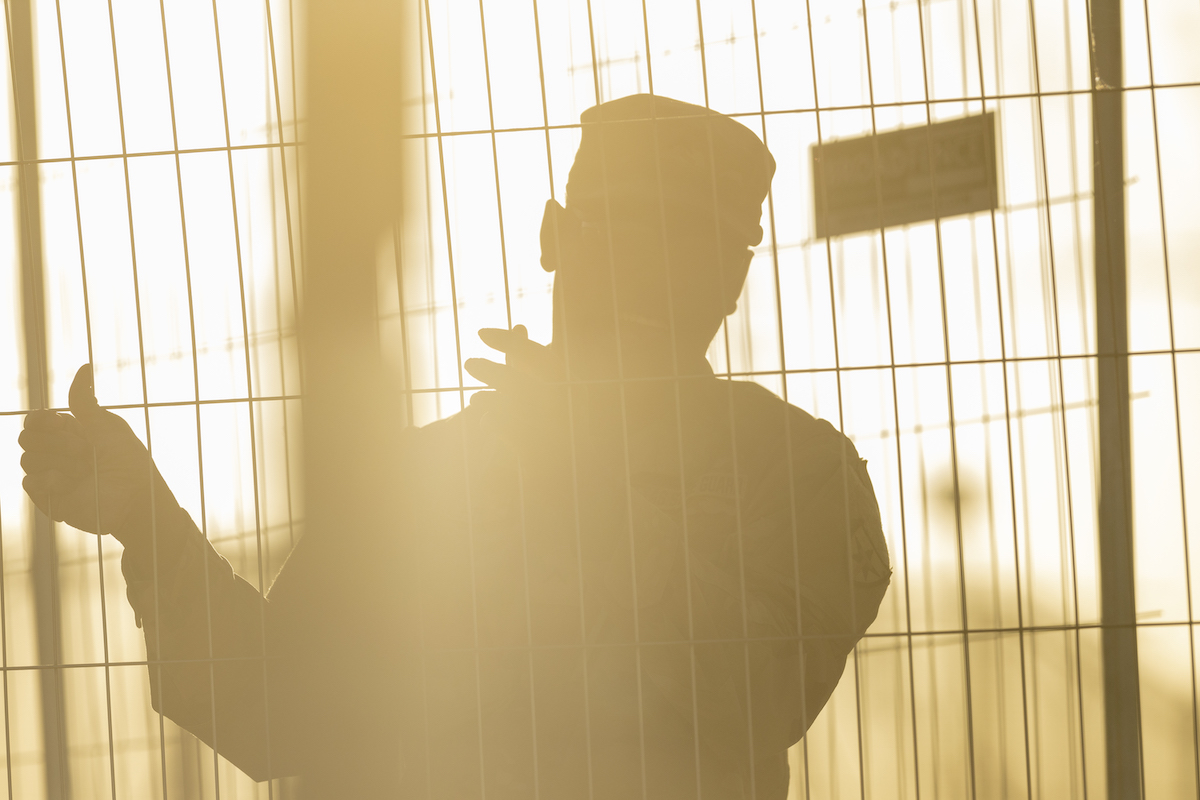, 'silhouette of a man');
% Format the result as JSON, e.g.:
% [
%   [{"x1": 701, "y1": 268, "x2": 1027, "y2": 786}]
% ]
[{"x1": 19, "y1": 94, "x2": 889, "y2": 798}]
